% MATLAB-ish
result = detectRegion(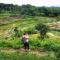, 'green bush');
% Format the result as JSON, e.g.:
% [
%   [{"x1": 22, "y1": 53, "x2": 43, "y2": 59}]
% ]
[
  {"x1": 55, "y1": 47, "x2": 60, "y2": 59},
  {"x1": 35, "y1": 23, "x2": 49, "y2": 39},
  {"x1": 0, "y1": 37, "x2": 22, "y2": 49}
]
